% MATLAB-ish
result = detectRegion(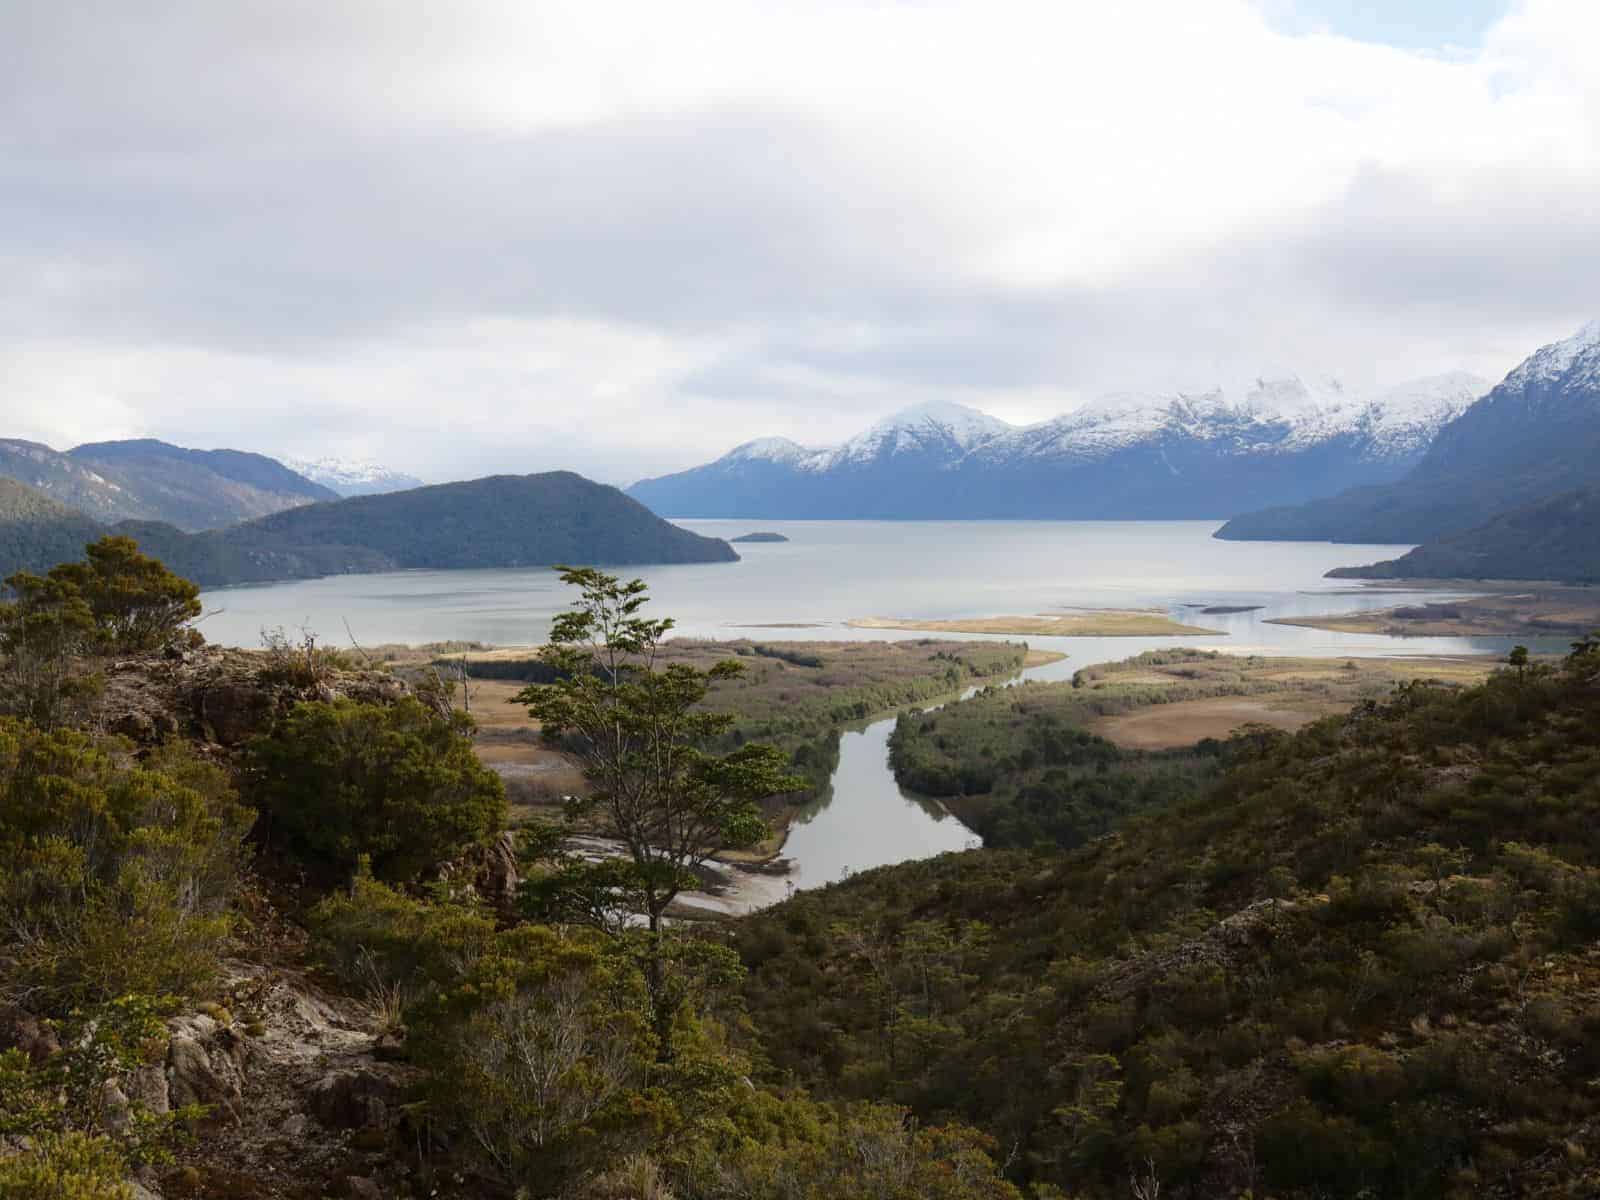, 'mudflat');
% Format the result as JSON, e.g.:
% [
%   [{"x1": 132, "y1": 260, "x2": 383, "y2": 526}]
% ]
[
  {"x1": 1267, "y1": 582, "x2": 1600, "y2": 638},
  {"x1": 849, "y1": 611, "x2": 1222, "y2": 637}
]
